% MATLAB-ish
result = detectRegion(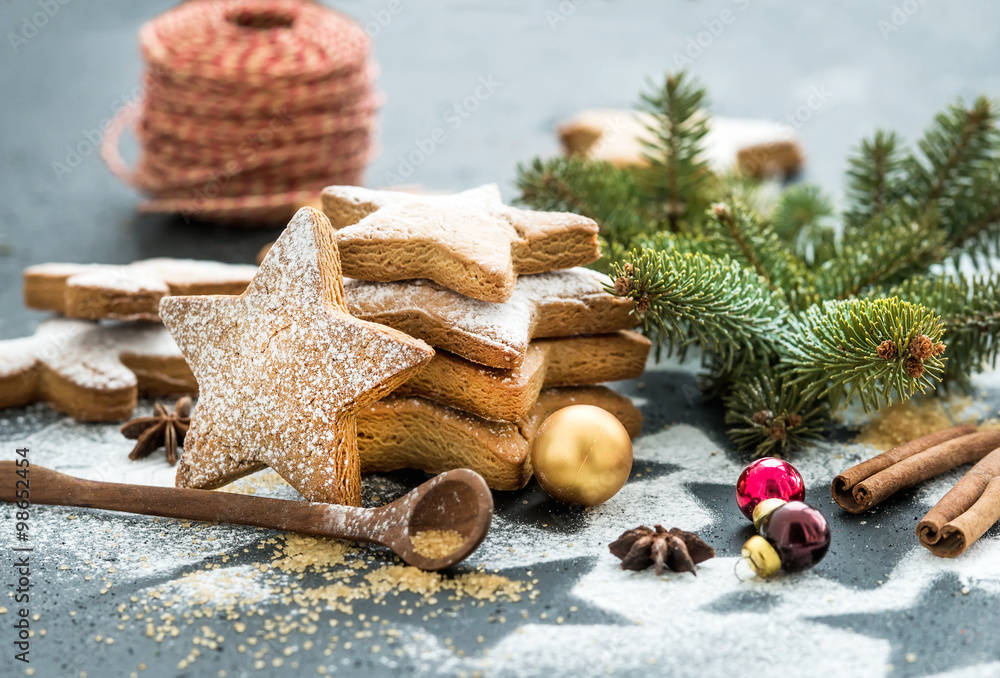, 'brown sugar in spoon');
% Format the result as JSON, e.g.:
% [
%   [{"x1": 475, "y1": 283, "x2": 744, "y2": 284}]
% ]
[{"x1": 0, "y1": 463, "x2": 493, "y2": 571}]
